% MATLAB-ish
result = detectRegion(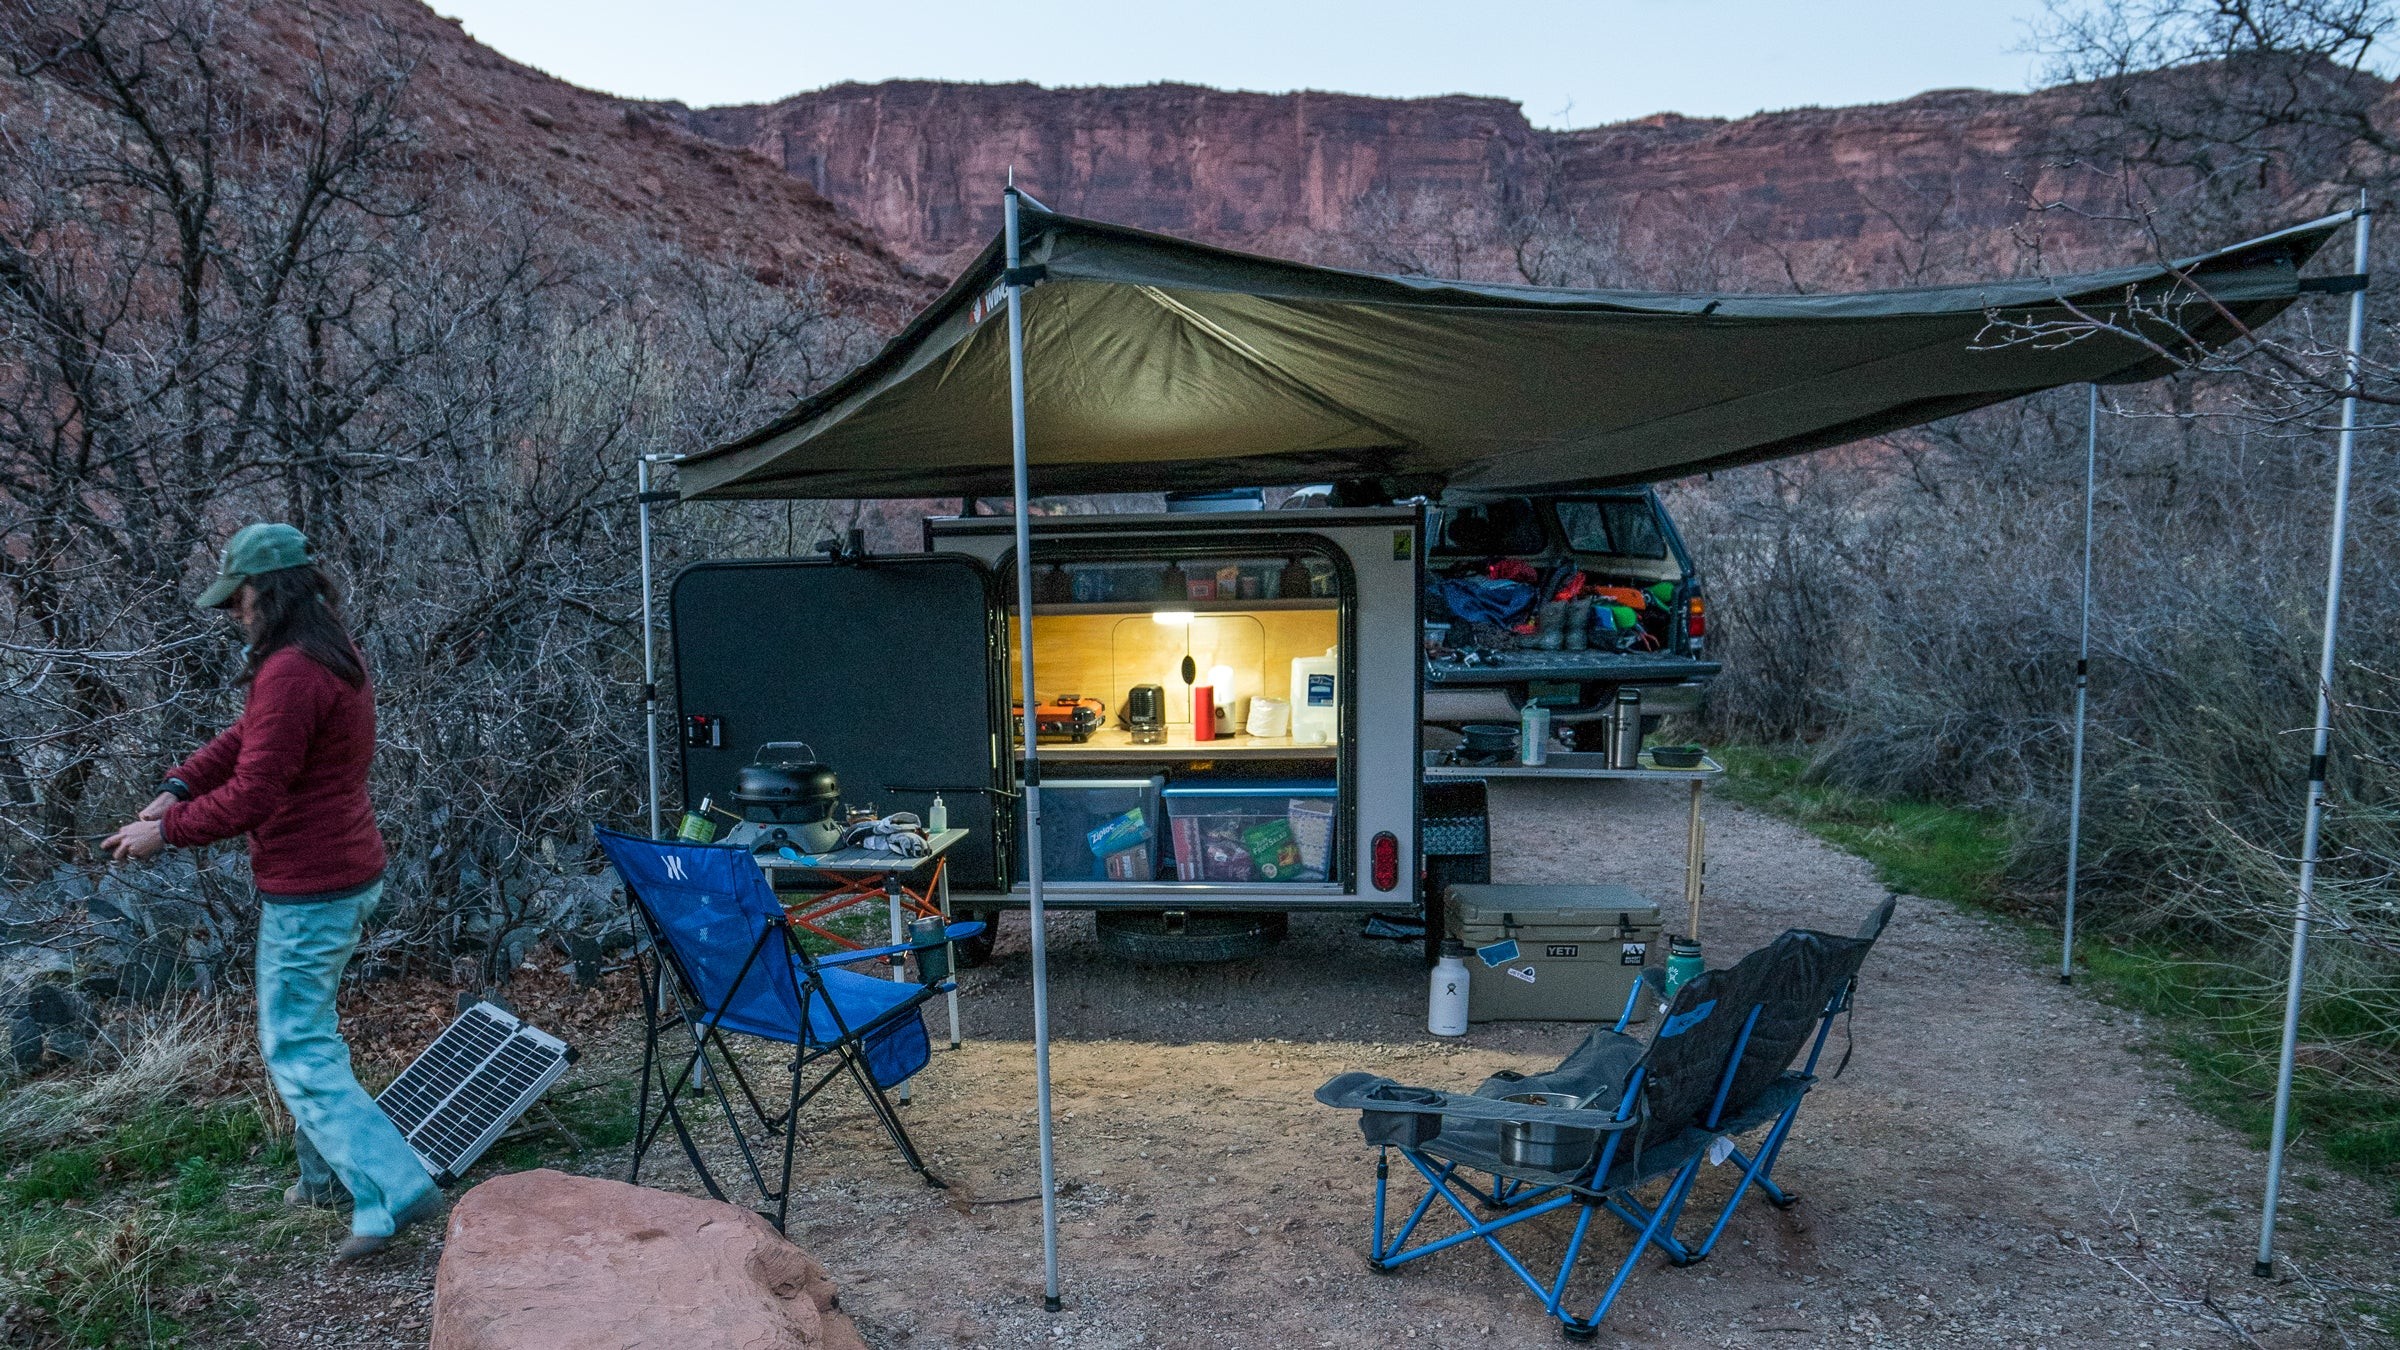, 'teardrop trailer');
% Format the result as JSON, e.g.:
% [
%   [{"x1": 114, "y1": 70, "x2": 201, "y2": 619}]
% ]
[{"x1": 640, "y1": 193, "x2": 2349, "y2": 1327}]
